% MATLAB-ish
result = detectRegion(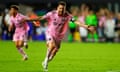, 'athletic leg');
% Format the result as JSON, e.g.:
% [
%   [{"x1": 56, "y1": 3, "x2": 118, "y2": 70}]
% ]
[{"x1": 17, "y1": 40, "x2": 28, "y2": 60}]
